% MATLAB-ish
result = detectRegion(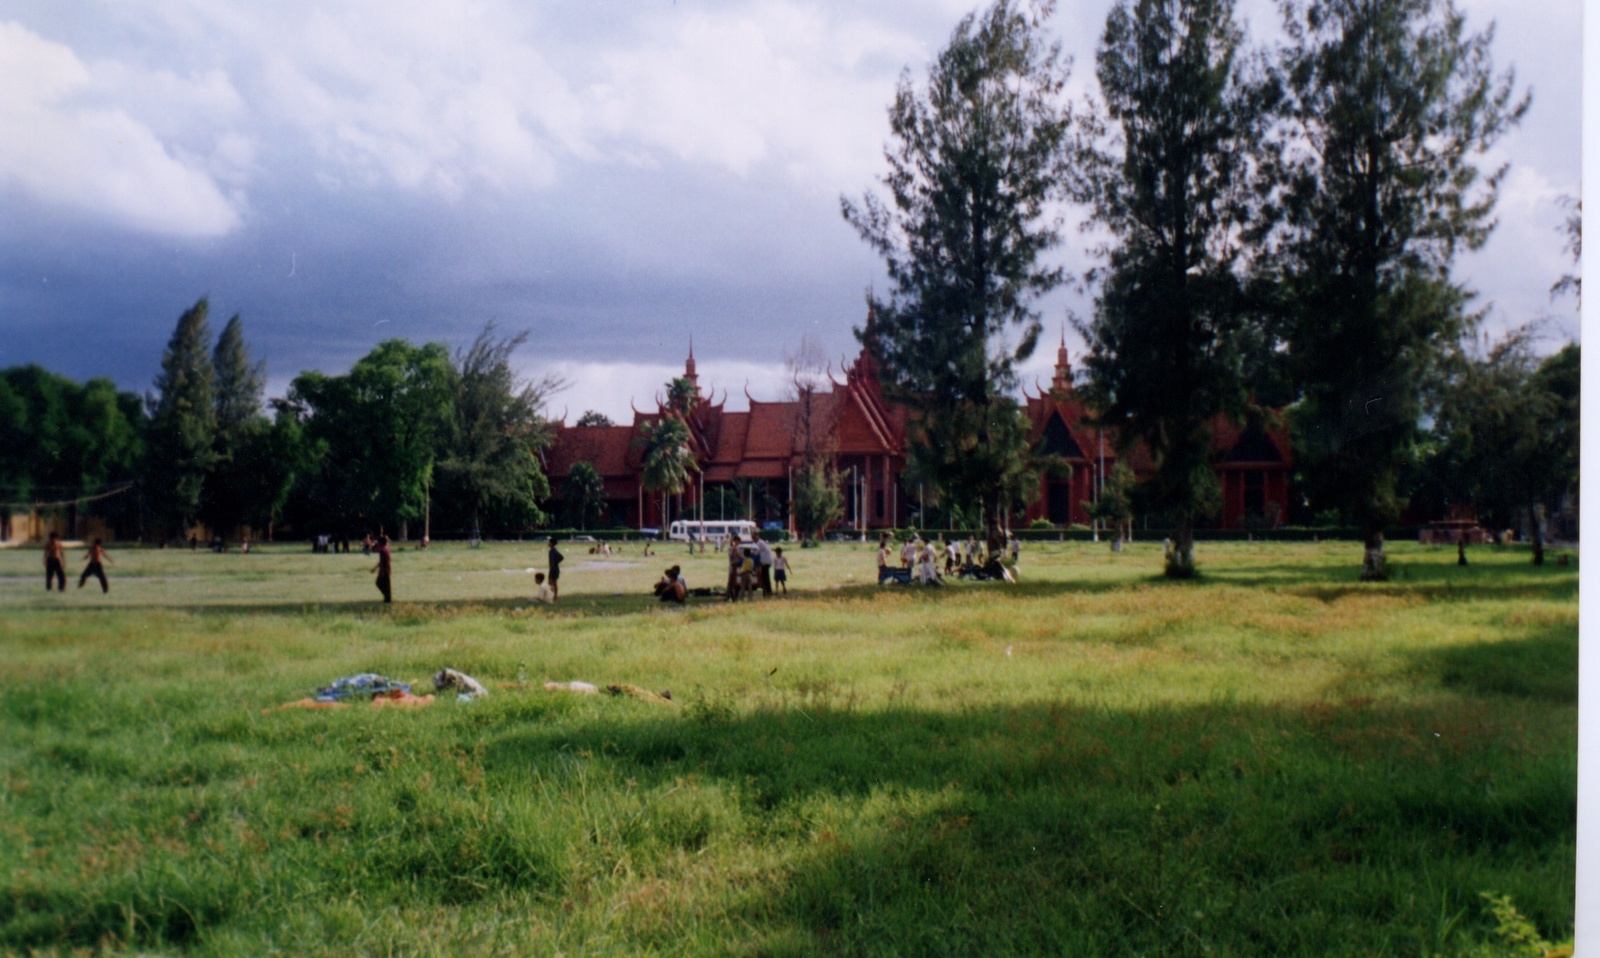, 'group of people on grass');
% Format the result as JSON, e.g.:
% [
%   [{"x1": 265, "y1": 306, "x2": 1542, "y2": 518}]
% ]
[
  {"x1": 877, "y1": 531, "x2": 1018, "y2": 585},
  {"x1": 41, "y1": 531, "x2": 113, "y2": 593},
  {"x1": 649, "y1": 533, "x2": 793, "y2": 605},
  {"x1": 724, "y1": 534, "x2": 791, "y2": 602}
]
